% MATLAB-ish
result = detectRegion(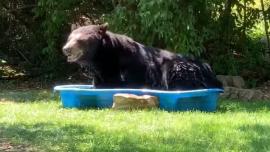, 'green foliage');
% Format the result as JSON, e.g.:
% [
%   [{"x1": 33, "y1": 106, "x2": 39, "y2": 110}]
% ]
[
  {"x1": 35, "y1": 0, "x2": 78, "y2": 67},
  {"x1": 107, "y1": 0, "x2": 220, "y2": 56}
]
